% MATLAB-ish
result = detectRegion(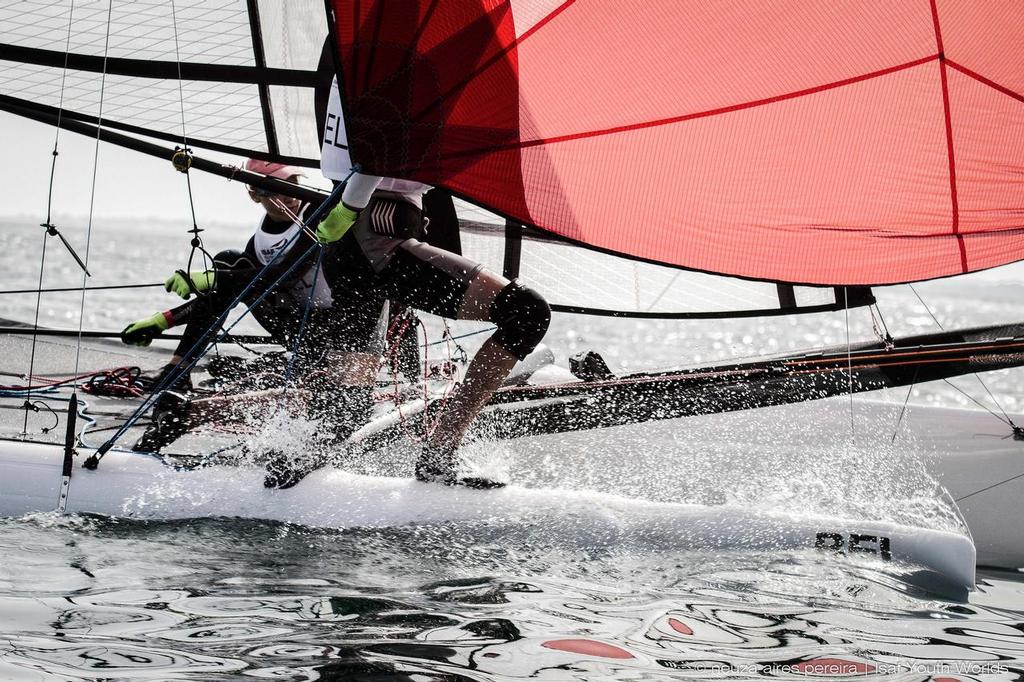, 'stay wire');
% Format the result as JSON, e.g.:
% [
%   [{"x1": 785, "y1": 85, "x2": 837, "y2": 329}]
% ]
[
  {"x1": 942, "y1": 379, "x2": 1014, "y2": 428},
  {"x1": 956, "y1": 470, "x2": 1024, "y2": 503},
  {"x1": 73, "y1": 0, "x2": 114, "y2": 380},
  {"x1": 23, "y1": 1, "x2": 77, "y2": 437},
  {"x1": 93, "y1": 238, "x2": 320, "y2": 463},
  {"x1": 22, "y1": 237, "x2": 50, "y2": 438},
  {"x1": 890, "y1": 367, "x2": 920, "y2": 444},
  {"x1": 280, "y1": 248, "x2": 326, "y2": 394},
  {"x1": 844, "y1": 287, "x2": 855, "y2": 444},
  {"x1": 909, "y1": 283, "x2": 1016, "y2": 428},
  {"x1": 169, "y1": 0, "x2": 212, "y2": 277}
]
